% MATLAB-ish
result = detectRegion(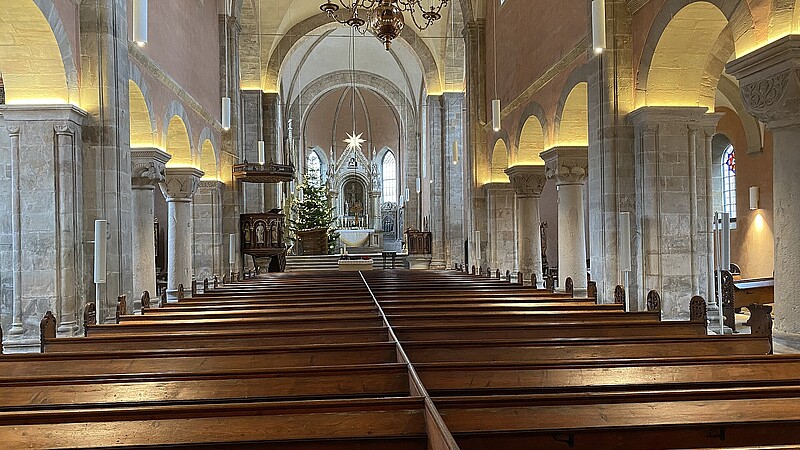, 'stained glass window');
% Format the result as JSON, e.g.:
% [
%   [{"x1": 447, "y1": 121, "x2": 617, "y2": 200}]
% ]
[
  {"x1": 721, "y1": 144, "x2": 736, "y2": 222},
  {"x1": 307, "y1": 151, "x2": 321, "y2": 186},
  {"x1": 382, "y1": 151, "x2": 397, "y2": 203}
]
